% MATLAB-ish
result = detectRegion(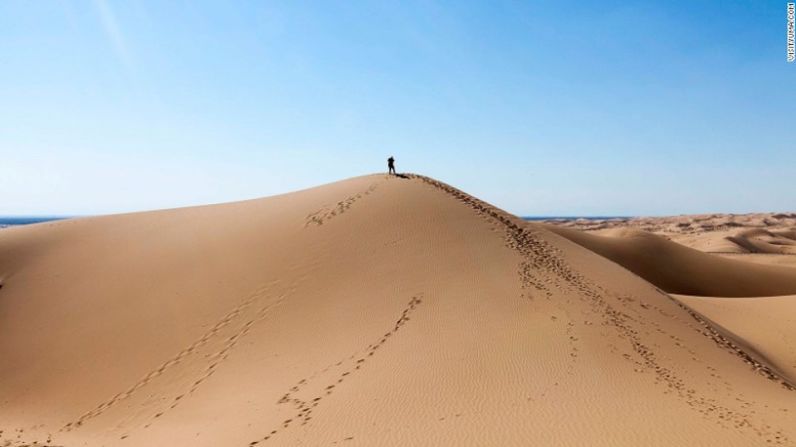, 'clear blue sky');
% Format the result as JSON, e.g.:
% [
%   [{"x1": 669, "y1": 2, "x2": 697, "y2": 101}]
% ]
[{"x1": 1, "y1": 1, "x2": 793, "y2": 216}]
